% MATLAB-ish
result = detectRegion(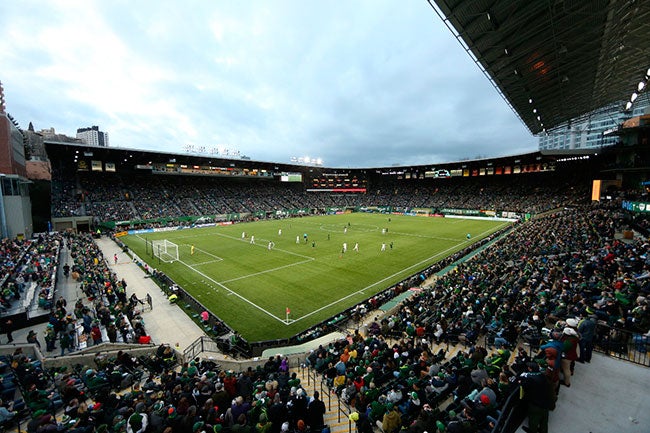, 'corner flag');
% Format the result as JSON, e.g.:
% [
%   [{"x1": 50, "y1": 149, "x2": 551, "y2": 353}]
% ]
[{"x1": 286, "y1": 307, "x2": 291, "y2": 315}]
